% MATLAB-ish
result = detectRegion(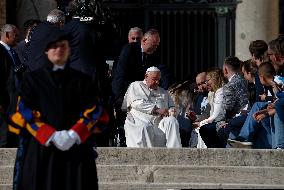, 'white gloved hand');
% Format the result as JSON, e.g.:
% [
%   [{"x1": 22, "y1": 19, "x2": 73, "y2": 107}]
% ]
[
  {"x1": 52, "y1": 130, "x2": 76, "y2": 151},
  {"x1": 68, "y1": 130, "x2": 81, "y2": 144}
]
